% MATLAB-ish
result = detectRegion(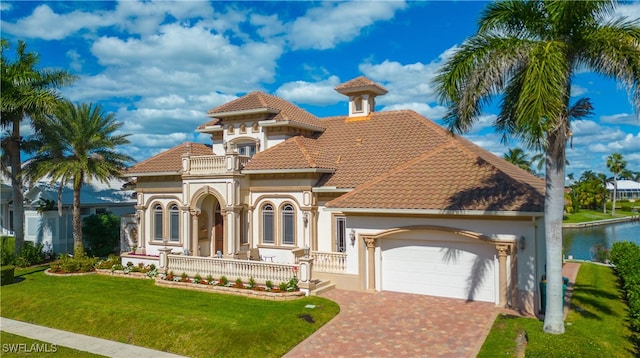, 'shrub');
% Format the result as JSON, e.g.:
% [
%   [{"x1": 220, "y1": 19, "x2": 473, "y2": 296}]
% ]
[
  {"x1": 286, "y1": 277, "x2": 299, "y2": 291},
  {"x1": 206, "y1": 274, "x2": 214, "y2": 283},
  {"x1": 278, "y1": 282, "x2": 287, "y2": 291},
  {"x1": 1, "y1": 265, "x2": 15, "y2": 286},
  {"x1": 265, "y1": 280, "x2": 273, "y2": 290},
  {"x1": 16, "y1": 241, "x2": 45, "y2": 267},
  {"x1": 194, "y1": 273, "x2": 202, "y2": 284},
  {"x1": 95, "y1": 255, "x2": 121, "y2": 269},
  {"x1": 180, "y1": 272, "x2": 188, "y2": 282},
  {"x1": 83, "y1": 212, "x2": 120, "y2": 257},
  {"x1": 1, "y1": 236, "x2": 16, "y2": 266},
  {"x1": 610, "y1": 241, "x2": 640, "y2": 348},
  {"x1": 235, "y1": 277, "x2": 244, "y2": 288},
  {"x1": 50, "y1": 254, "x2": 98, "y2": 273},
  {"x1": 220, "y1": 275, "x2": 228, "y2": 286},
  {"x1": 248, "y1": 277, "x2": 256, "y2": 289}
]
